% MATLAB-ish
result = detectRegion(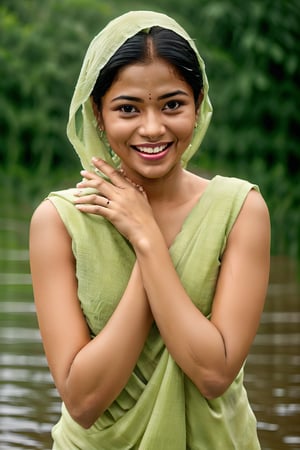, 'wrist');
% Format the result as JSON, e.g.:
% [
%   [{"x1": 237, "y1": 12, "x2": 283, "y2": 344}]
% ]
[{"x1": 132, "y1": 222, "x2": 166, "y2": 256}]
